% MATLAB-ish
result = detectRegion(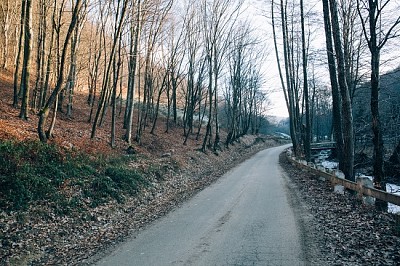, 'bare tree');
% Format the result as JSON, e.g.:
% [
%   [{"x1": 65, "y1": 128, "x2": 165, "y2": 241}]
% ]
[
  {"x1": 321, "y1": 0, "x2": 345, "y2": 171},
  {"x1": 150, "y1": 16, "x2": 185, "y2": 136},
  {"x1": 321, "y1": 0, "x2": 355, "y2": 181},
  {"x1": 300, "y1": 0, "x2": 311, "y2": 161},
  {"x1": 224, "y1": 22, "x2": 265, "y2": 145},
  {"x1": 32, "y1": 0, "x2": 48, "y2": 111},
  {"x1": 111, "y1": 34, "x2": 123, "y2": 148},
  {"x1": 339, "y1": 0, "x2": 365, "y2": 101},
  {"x1": 87, "y1": 10, "x2": 105, "y2": 124},
  {"x1": 181, "y1": 3, "x2": 205, "y2": 144},
  {"x1": 135, "y1": 0, "x2": 173, "y2": 144},
  {"x1": 200, "y1": 0, "x2": 243, "y2": 152},
  {"x1": 0, "y1": 0, "x2": 19, "y2": 70},
  {"x1": 357, "y1": 0, "x2": 400, "y2": 190},
  {"x1": 271, "y1": 0, "x2": 302, "y2": 156},
  {"x1": 38, "y1": 0, "x2": 83, "y2": 142},
  {"x1": 65, "y1": 2, "x2": 87, "y2": 117},
  {"x1": 124, "y1": 0, "x2": 142, "y2": 145},
  {"x1": 91, "y1": 0, "x2": 129, "y2": 140},
  {"x1": 13, "y1": 0, "x2": 25, "y2": 107},
  {"x1": 19, "y1": 0, "x2": 33, "y2": 120}
]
